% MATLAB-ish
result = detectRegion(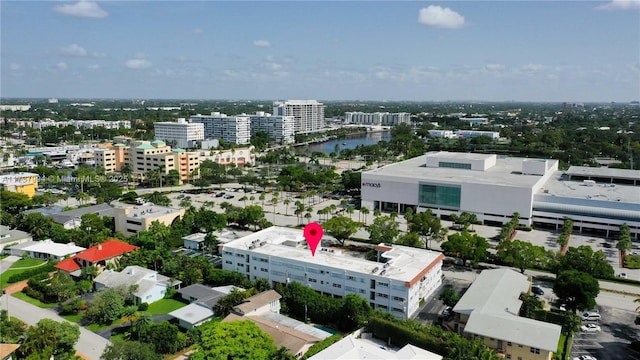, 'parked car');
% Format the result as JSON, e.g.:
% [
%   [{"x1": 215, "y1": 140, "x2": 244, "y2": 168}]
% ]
[
  {"x1": 440, "y1": 306, "x2": 452, "y2": 318},
  {"x1": 581, "y1": 323, "x2": 601, "y2": 332},
  {"x1": 176, "y1": 194, "x2": 185, "y2": 199},
  {"x1": 224, "y1": 194, "x2": 235, "y2": 199},
  {"x1": 617, "y1": 273, "x2": 628, "y2": 279},
  {"x1": 559, "y1": 303, "x2": 567, "y2": 311},
  {"x1": 573, "y1": 356, "x2": 597, "y2": 360},
  {"x1": 581, "y1": 312, "x2": 601, "y2": 321},
  {"x1": 531, "y1": 286, "x2": 544, "y2": 296},
  {"x1": 215, "y1": 192, "x2": 225, "y2": 197}
]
